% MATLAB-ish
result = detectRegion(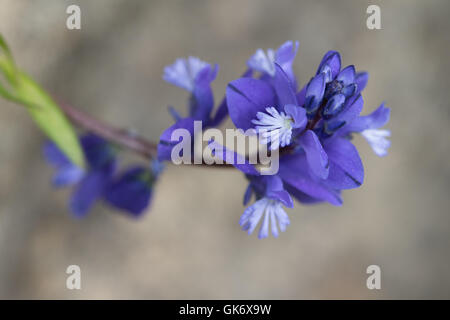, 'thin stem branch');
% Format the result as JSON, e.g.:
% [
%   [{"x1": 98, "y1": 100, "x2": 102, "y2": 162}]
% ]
[
  {"x1": 58, "y1": 101, "x2": 232, "y2": 168},
  {"x1": 59, "y1": 102, "x2": 158, "y2": 159}
]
